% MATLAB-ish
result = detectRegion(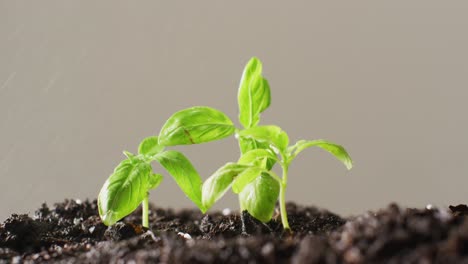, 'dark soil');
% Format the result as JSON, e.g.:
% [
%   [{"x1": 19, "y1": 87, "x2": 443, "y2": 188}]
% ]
[{"x1": 1, "y1": 200, "x2": 467, "y2": 263}]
